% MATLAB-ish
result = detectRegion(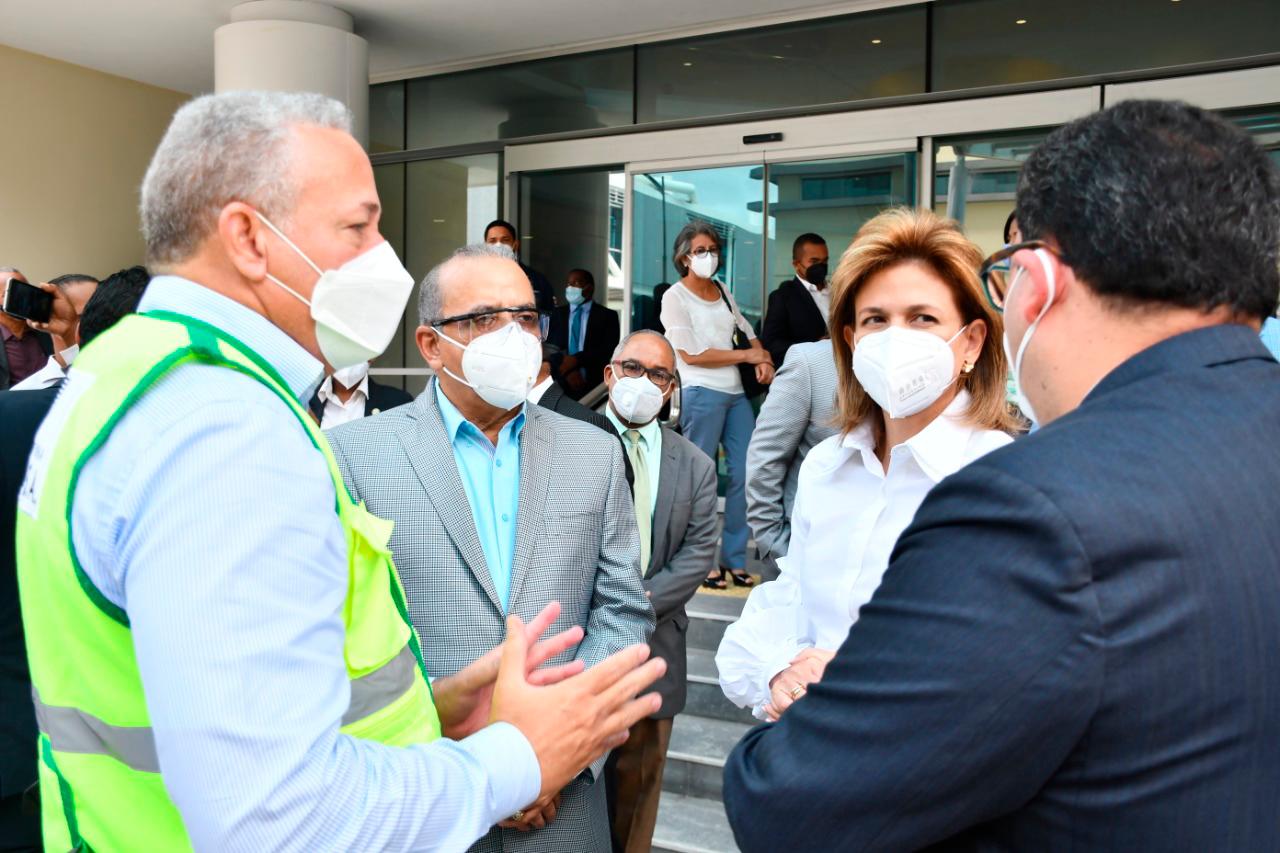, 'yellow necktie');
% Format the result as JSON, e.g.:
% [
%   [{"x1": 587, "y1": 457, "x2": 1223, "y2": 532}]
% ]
[{"x1": 625, "y1": 429, "x2": 652, "y2": 574}]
